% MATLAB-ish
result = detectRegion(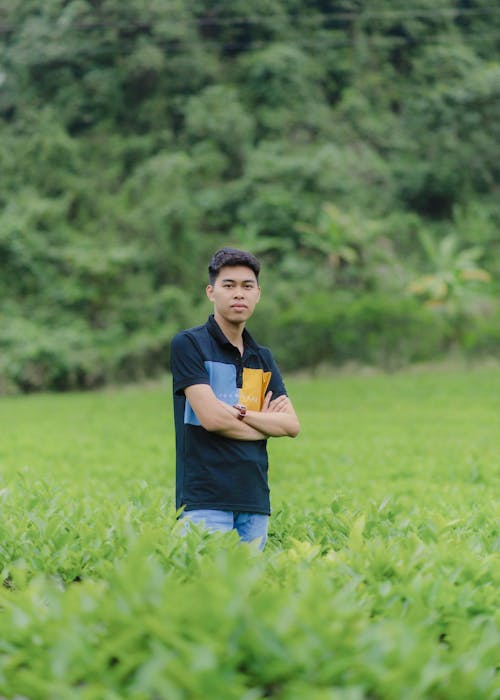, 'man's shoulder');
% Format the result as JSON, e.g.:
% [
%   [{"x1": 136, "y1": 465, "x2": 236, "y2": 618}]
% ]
[
  {"x1": 249, "y1": 336, "x2": 275, "y2": 362},
  {"x1": 254, "y1": 340, "x2": 273, "y2": 354},
  {"x1": 256, "y1": 343, "x2": 275, "y2": 361},
  {"x1": 172, "y1": 322, "x2": 209, "y2": 345},
  {"x1": 245, "y1": 331, "x2": 281, "y2": 375},
  {"x1": 170, "y1": 322, "x2": 212, "y2": 381}
]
